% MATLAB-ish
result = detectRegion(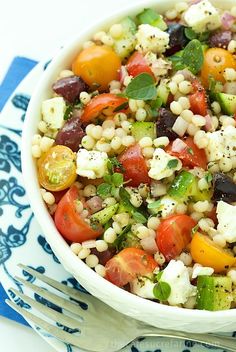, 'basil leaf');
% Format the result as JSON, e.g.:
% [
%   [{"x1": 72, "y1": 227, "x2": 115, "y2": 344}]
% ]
[
  {"x1": 111, "y1": 173, "x2": 124, "y2": 187},
  {"x1": 133, "y1": 212, "x2": 147, "y2": 224},
  {"x1": 113, "y1": 101, "x2": 129, "y2": 112},
  {"x1": 182, "y1": 39, "x2": 204, "y2": 74},
  {"x1": 184, "y1": 27, "x2": 197, "y2": 40},
  {"x1": 147, "y1": 200, "x2": 161, "y2": 209},
  {"x1": 125, "y1": 73, "x2": 157, "y2": 100},
  {"x1": 153, "y1": 281, "x2": 171, "y2": 301},
  {"x1": 97, "y1": 183, "x2": 112, "y2": 198},
  {"x1": 167, "y1": 159, "x2": 178, "y2": 169}
]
